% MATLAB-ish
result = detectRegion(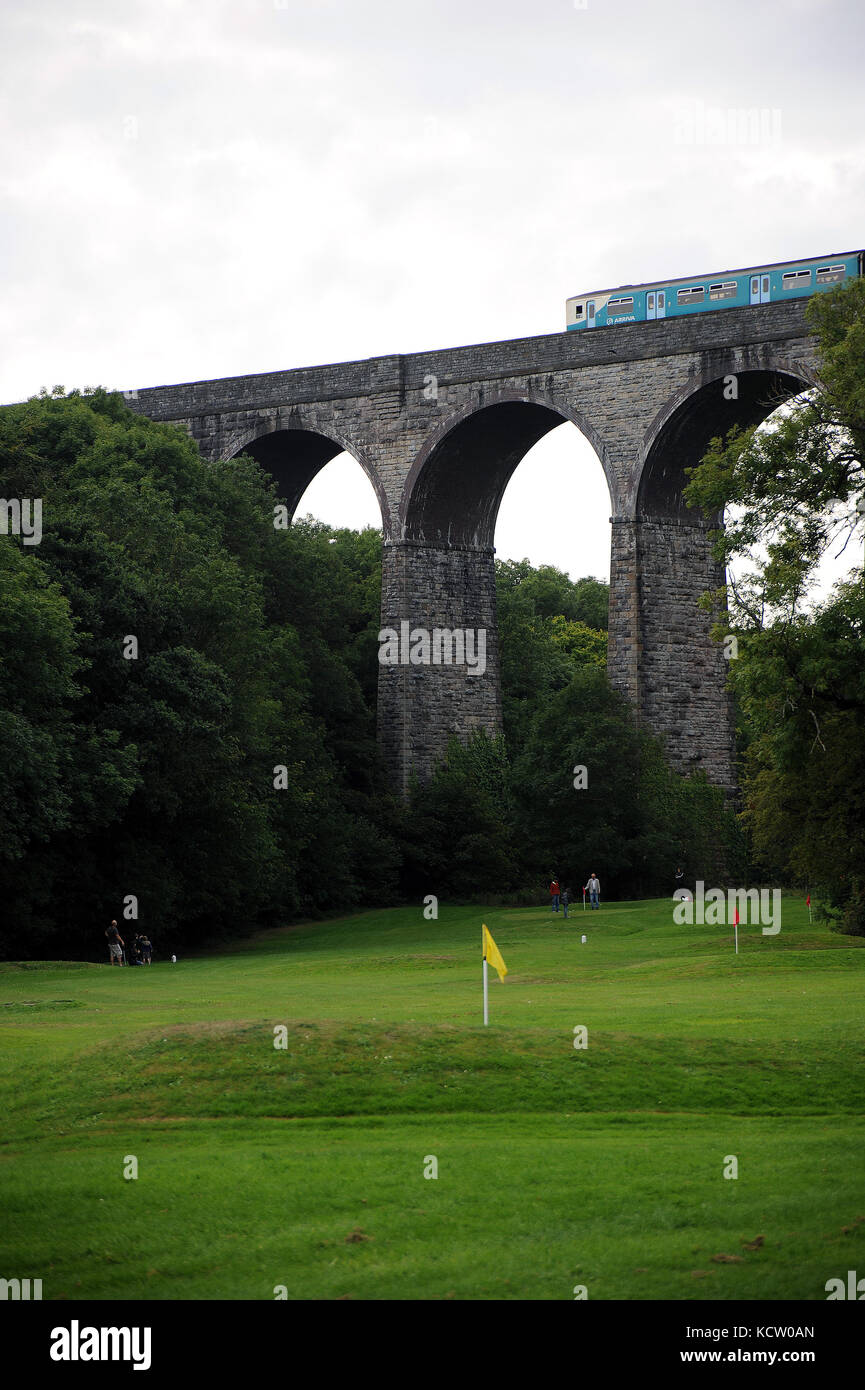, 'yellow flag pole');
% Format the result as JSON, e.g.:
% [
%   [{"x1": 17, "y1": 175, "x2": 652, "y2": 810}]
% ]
[{"x1": 483, "y1": 926, "x2": 489, "y2": 1026}]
